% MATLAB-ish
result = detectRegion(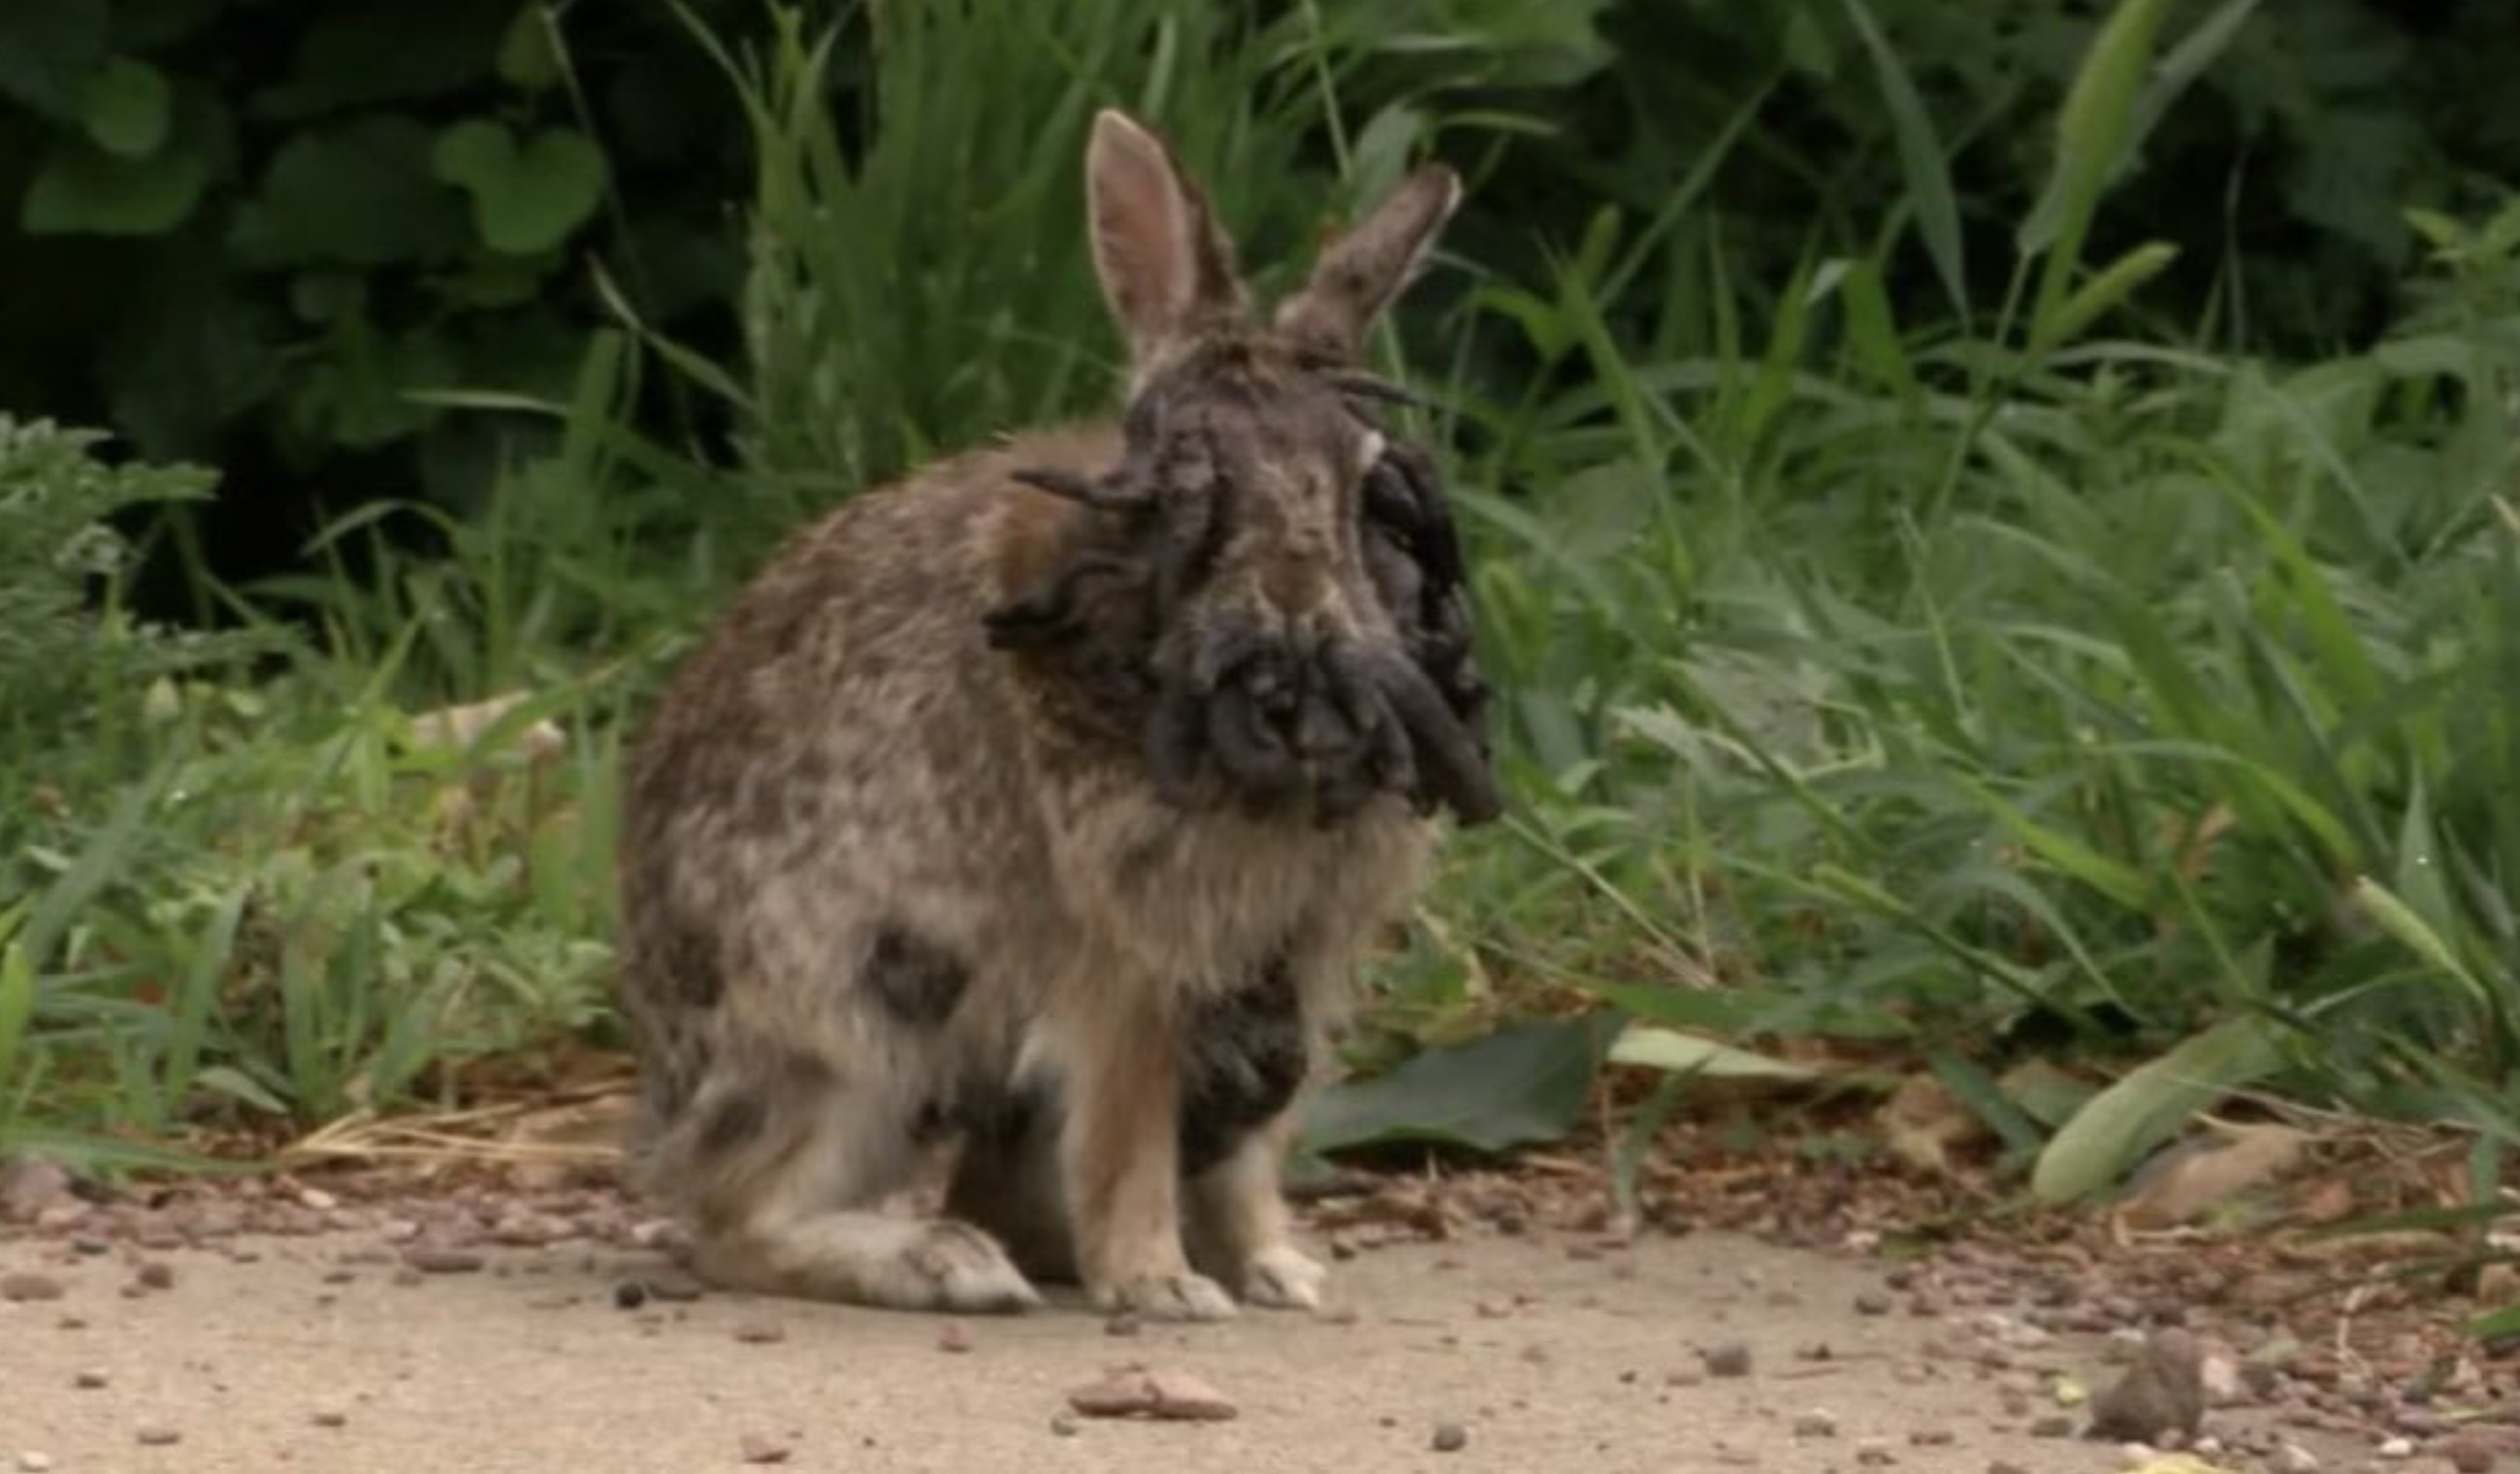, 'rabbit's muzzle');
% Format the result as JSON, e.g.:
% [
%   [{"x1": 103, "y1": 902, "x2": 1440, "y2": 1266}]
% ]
[{"x1": 1146, "y1": 615, "x2": 1500, "y2": 826}]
